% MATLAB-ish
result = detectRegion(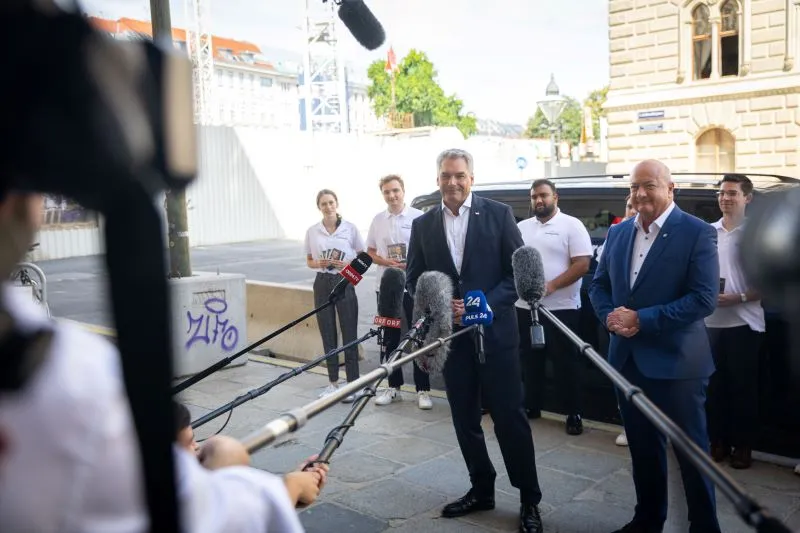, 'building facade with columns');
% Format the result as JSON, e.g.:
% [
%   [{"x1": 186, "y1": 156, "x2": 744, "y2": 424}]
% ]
[{"x1": 605, "y1": 0, "x2": 800, "y2": 176}]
